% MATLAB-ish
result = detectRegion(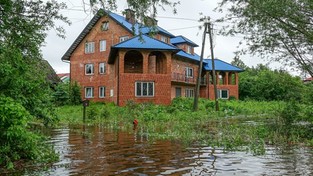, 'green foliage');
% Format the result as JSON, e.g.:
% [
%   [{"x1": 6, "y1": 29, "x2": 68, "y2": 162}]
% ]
[
  {"x1": 217, "y1": 0, "x2": 313, "y2": 77},
  {"x1": 0, "y1": 0, "x2": 68, "y2": 168},
  {"x1": 69, "y1": 82, "x2": 82, "y2": 105},
  {"x1": 53, "y1": 82, "x2": 82, "y2": 106},
  {"x1": 53, "y1": 83, "x2": 70, "y2": 106},
  {"x1": 238, "y1": 64, "x2": 306, "y2": 102},
  {"x1": 0, "y1": 96, "x2": 57, "y2": 169},
  {"x1": 280, "y1": 101, "x2": 300, "y2": 126}
]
